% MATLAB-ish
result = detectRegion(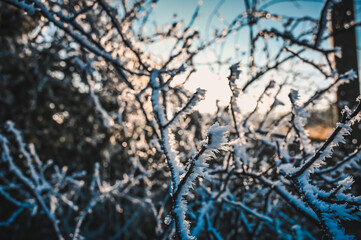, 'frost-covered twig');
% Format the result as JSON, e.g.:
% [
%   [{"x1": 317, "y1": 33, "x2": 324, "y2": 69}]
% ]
[
  {"x1": 0, "y1": 123, "x2": 64, "y2": 240},
  {"x1": 287, "y1": 98, "x2": 361, "y2": 178},
  {"x1": 172, "y1": 123, "x2": 228, "y2": 239},
  {"x1": 315, "y1": 147, "x2": 361, "y2": 175}
]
